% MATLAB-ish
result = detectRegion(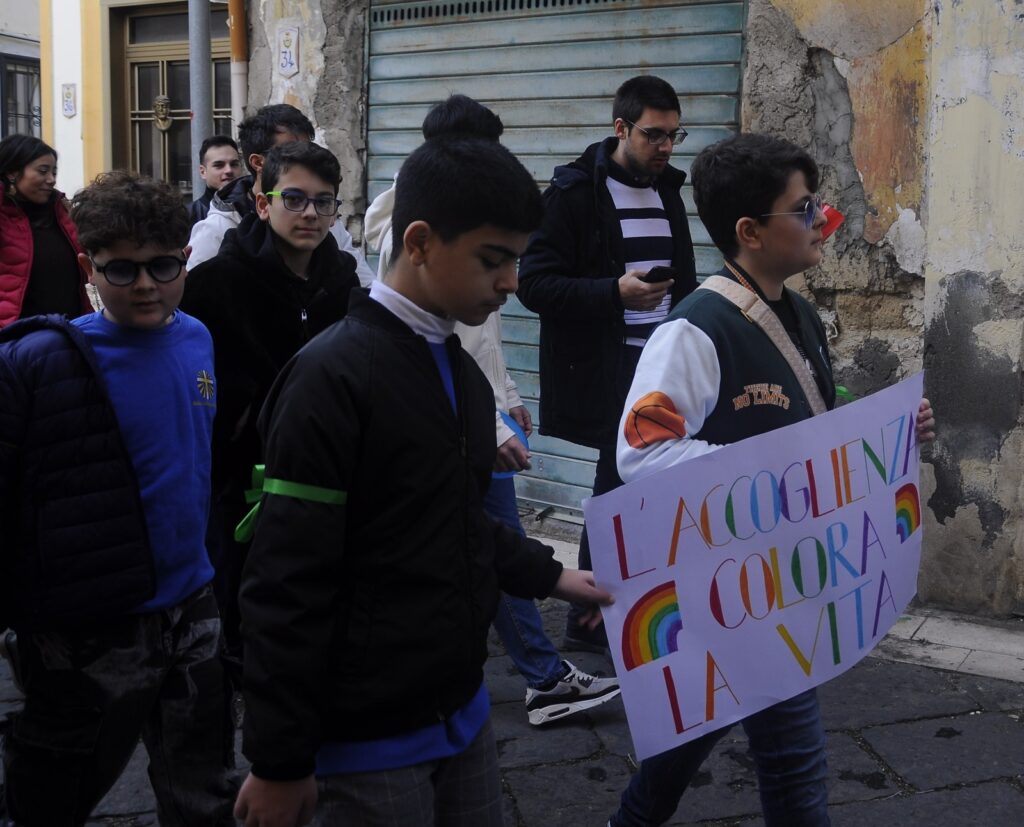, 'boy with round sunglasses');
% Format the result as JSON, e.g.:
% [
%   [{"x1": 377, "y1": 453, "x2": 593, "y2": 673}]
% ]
[
  {"x1": 0, "y1": 170, "x2": 237, "y2": 825},
  {"x1": 609, "y1": 133, "x2": 934, "y2": 826}
]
